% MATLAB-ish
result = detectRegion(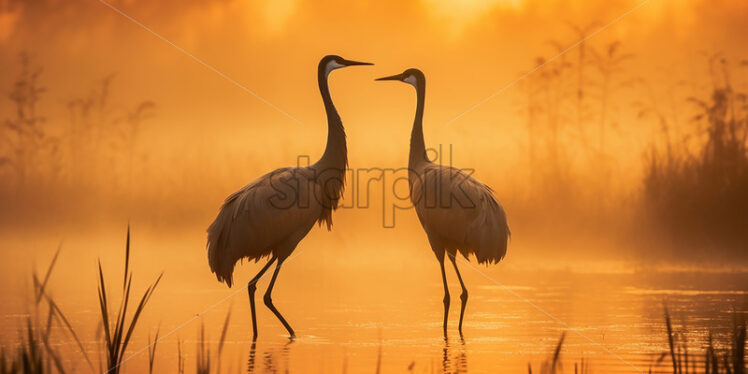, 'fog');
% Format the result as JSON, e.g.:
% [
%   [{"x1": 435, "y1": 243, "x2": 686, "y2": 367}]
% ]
[
  {"x1": 1, "y1": 0, "x2": 747, "y2": 270},
  {"x1": 1, "y1": 2, "x2": 748, "y2": 373}
]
